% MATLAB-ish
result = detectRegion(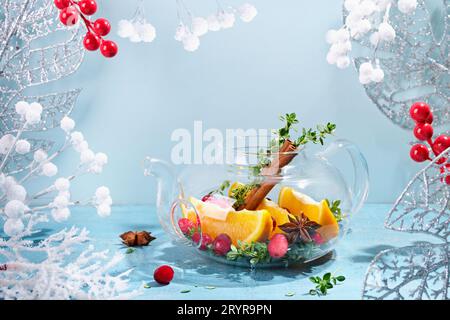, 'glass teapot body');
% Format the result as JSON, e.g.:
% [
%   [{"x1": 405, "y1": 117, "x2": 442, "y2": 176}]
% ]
[{"x1": 145, "y1": 139, "x2": 369, "y2": 267}]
